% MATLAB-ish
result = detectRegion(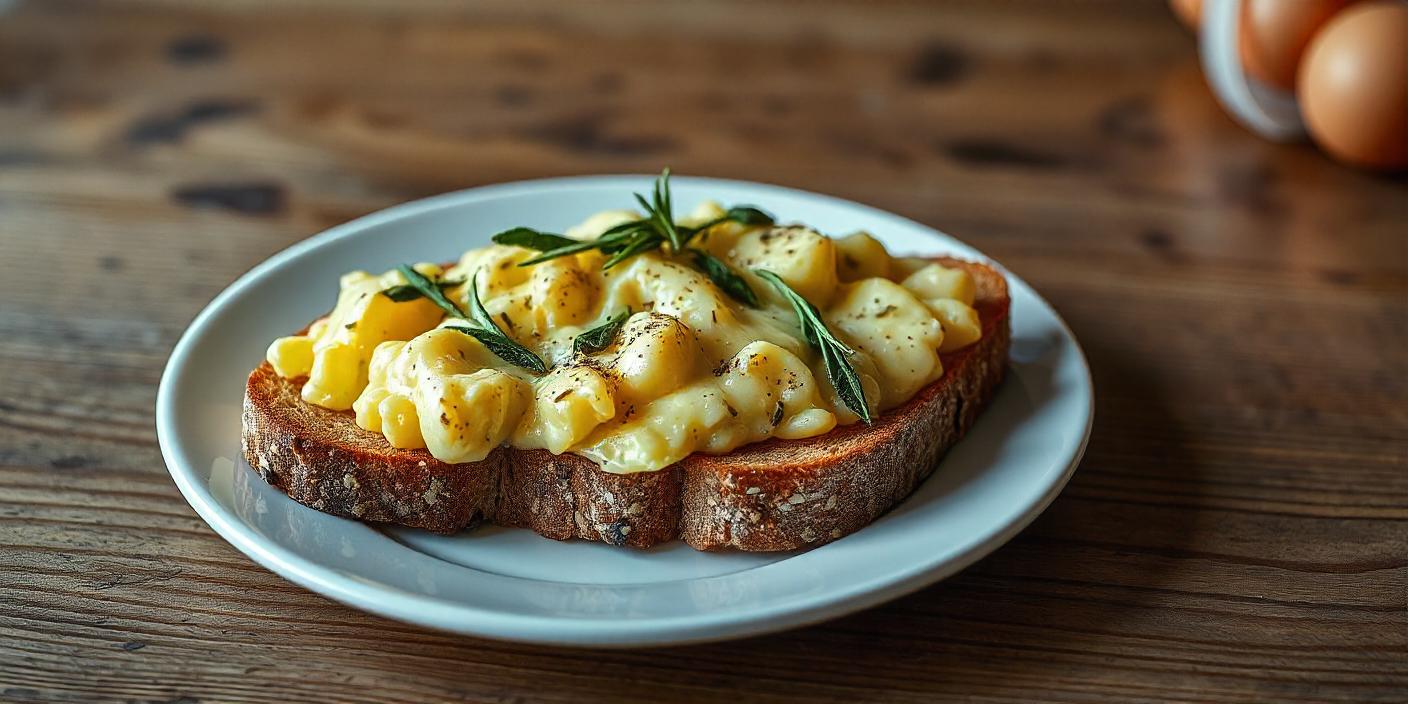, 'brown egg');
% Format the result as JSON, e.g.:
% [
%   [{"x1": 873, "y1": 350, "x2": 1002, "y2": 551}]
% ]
[
  {"x1": 1170, "y1": 0, "x2": 1202, "y2": 30},
  {"x1": 1298, "y1": 1, "x2": 1408, "y2": 170},
  {"x1": 1240, "y1": 0, "x2": 1361, "y2": 91}
]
